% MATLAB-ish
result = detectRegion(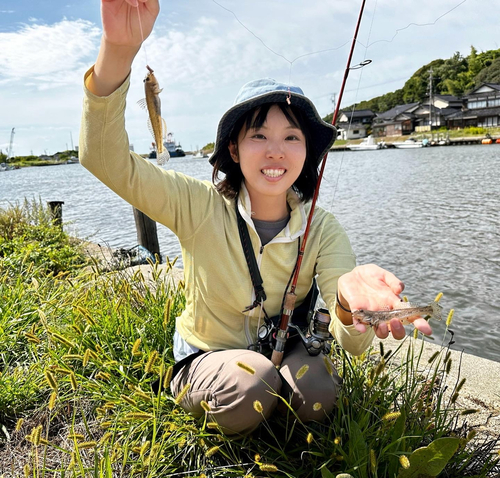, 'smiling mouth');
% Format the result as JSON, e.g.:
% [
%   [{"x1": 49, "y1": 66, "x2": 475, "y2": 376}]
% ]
[{"x1": 261, "y1": 168, "x2": 286, "y2": 178}]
